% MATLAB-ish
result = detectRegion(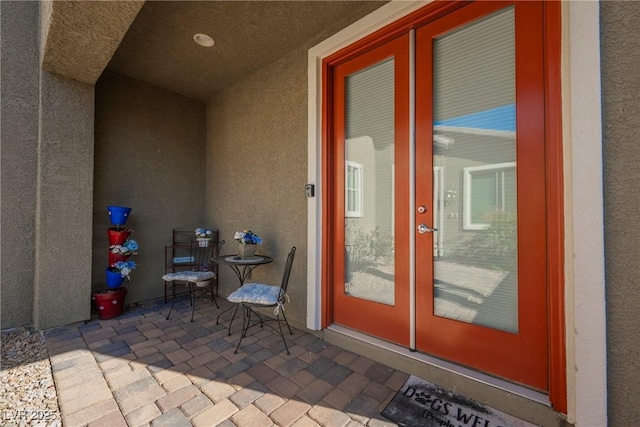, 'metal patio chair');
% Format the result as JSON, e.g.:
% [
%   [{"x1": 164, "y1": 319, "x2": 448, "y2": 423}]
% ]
[
  {"x1": 163, "y1": 229, "x2": 223, "y2": 303},
  {"x1": 162, "y1": 238, "x2": 224, "y2": 322},
  {"x1": 227, "y1": 246, "x2": 296, "y2": 354}
]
